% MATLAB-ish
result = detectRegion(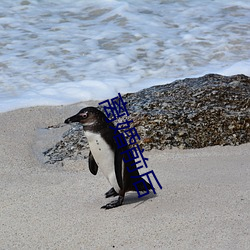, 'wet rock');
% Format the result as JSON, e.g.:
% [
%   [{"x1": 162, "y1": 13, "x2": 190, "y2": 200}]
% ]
[{"x1": 43, "y1": 74, "x2": 250, "y2": 164}]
